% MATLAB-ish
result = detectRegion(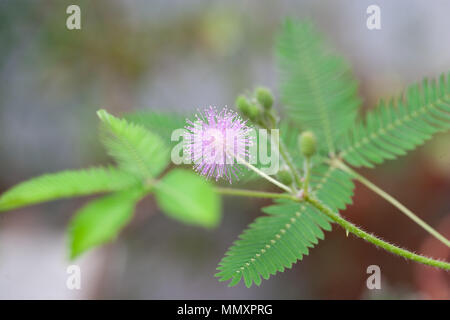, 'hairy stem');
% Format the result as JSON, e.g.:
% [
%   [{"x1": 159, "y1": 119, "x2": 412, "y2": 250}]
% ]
[
  {"x1": 335, "y1": 160, "x2": 450, "y2": 248},
  {"x1": 215, "y1": 187, "x2": 298, "y2": 201},
  {"x1": 305, "y1": 195, "x2": 450, "y2": 270}
]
